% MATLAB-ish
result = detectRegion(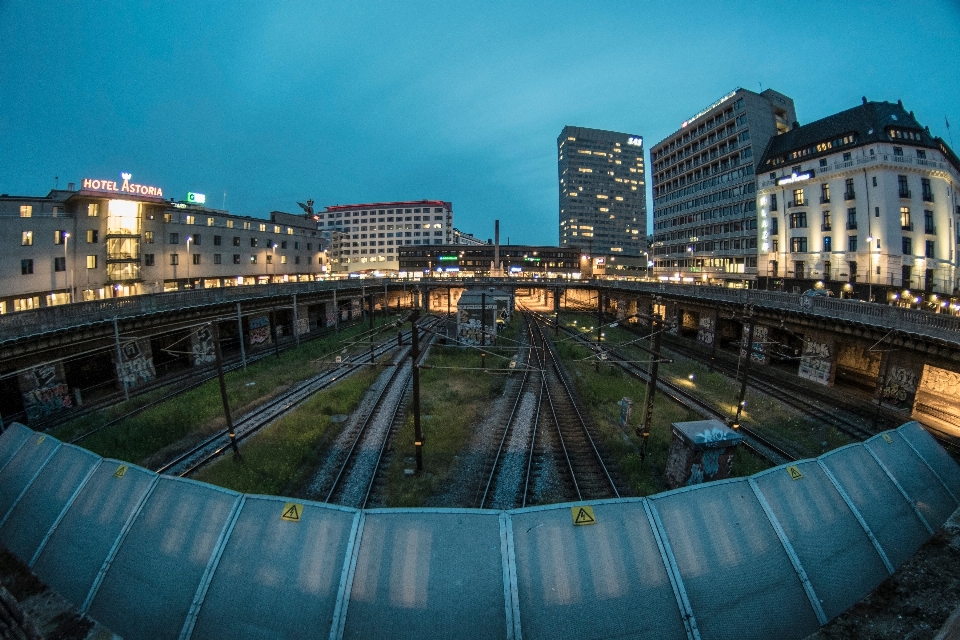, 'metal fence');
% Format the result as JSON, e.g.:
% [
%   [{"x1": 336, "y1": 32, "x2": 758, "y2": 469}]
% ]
[{"x1": 0, "y1": 420, "x2": 956, "y2": 639}]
